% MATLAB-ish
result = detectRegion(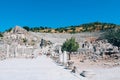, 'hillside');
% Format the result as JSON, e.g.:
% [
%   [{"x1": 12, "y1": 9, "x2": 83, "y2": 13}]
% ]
[
  {"x1": 56, "y1": 22, "x2": 119, "y2": 33},
  {"x1": 2, "y1": 22, "x2": 119, "y2": 45},
  {"x1": 20, "y1": 22, "x2": 119, "y2": 33},
  {"x1": 33, "y1": 32, "x2": 101, "y2": 45}
]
